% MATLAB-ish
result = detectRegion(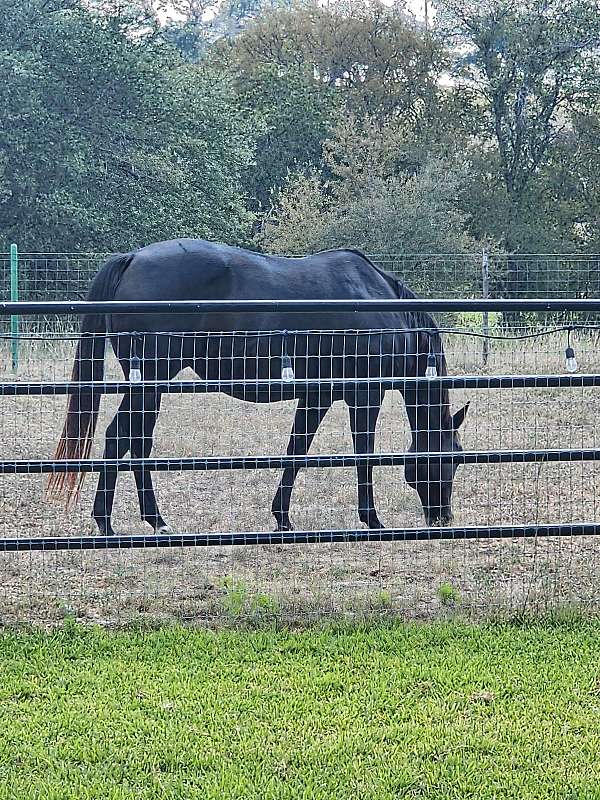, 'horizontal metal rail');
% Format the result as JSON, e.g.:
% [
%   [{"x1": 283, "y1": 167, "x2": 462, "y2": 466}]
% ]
[
  {"x1": 2, "y1": 522, "x2": 600, "y2": 552},
  {"x1": 3, "y1": 448, "x2": 600, "y2": 475},
  {"x1": 0, "y1": 374, "x2": 599, "y2": 396},
  {"x1": 2, "y1": 298, "x2": 600, "y2": 315}
]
